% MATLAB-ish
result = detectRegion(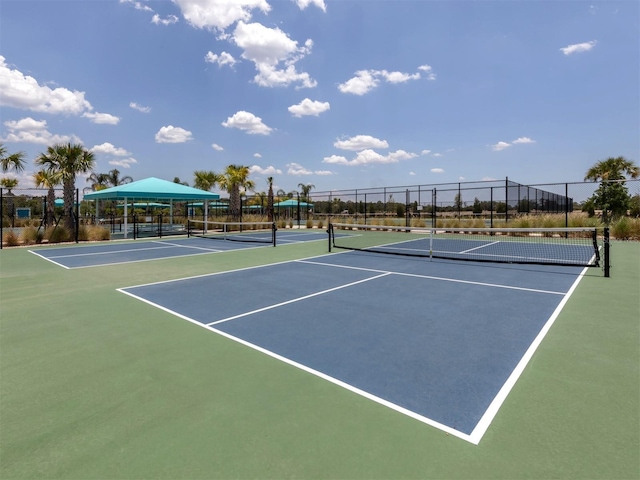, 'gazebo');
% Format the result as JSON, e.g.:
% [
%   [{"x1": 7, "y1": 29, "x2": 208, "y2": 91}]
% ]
[{"x1": 83, "y1": 177, "x2": 220, "y2": 238}]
